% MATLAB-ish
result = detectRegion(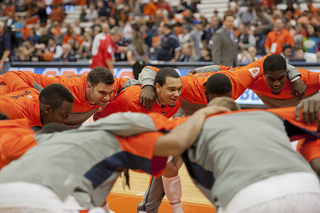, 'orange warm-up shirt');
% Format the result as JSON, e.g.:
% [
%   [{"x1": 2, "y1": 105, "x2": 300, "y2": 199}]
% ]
[
  {"x1": 0, "y1": 88, "x2": 42, "y2": 127},
  {"x1": 0, "y1": 71, "x2": 129, "y2": 113},
  {"x1": 94, "y1": 85, "x2": 182, "y2": 120},
  {"x1": 264, "y1": 29, "x2": 294, "y2": 54},
  {"x1": 0, "y1": 119, "x2": 36, "y2": 170}
]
